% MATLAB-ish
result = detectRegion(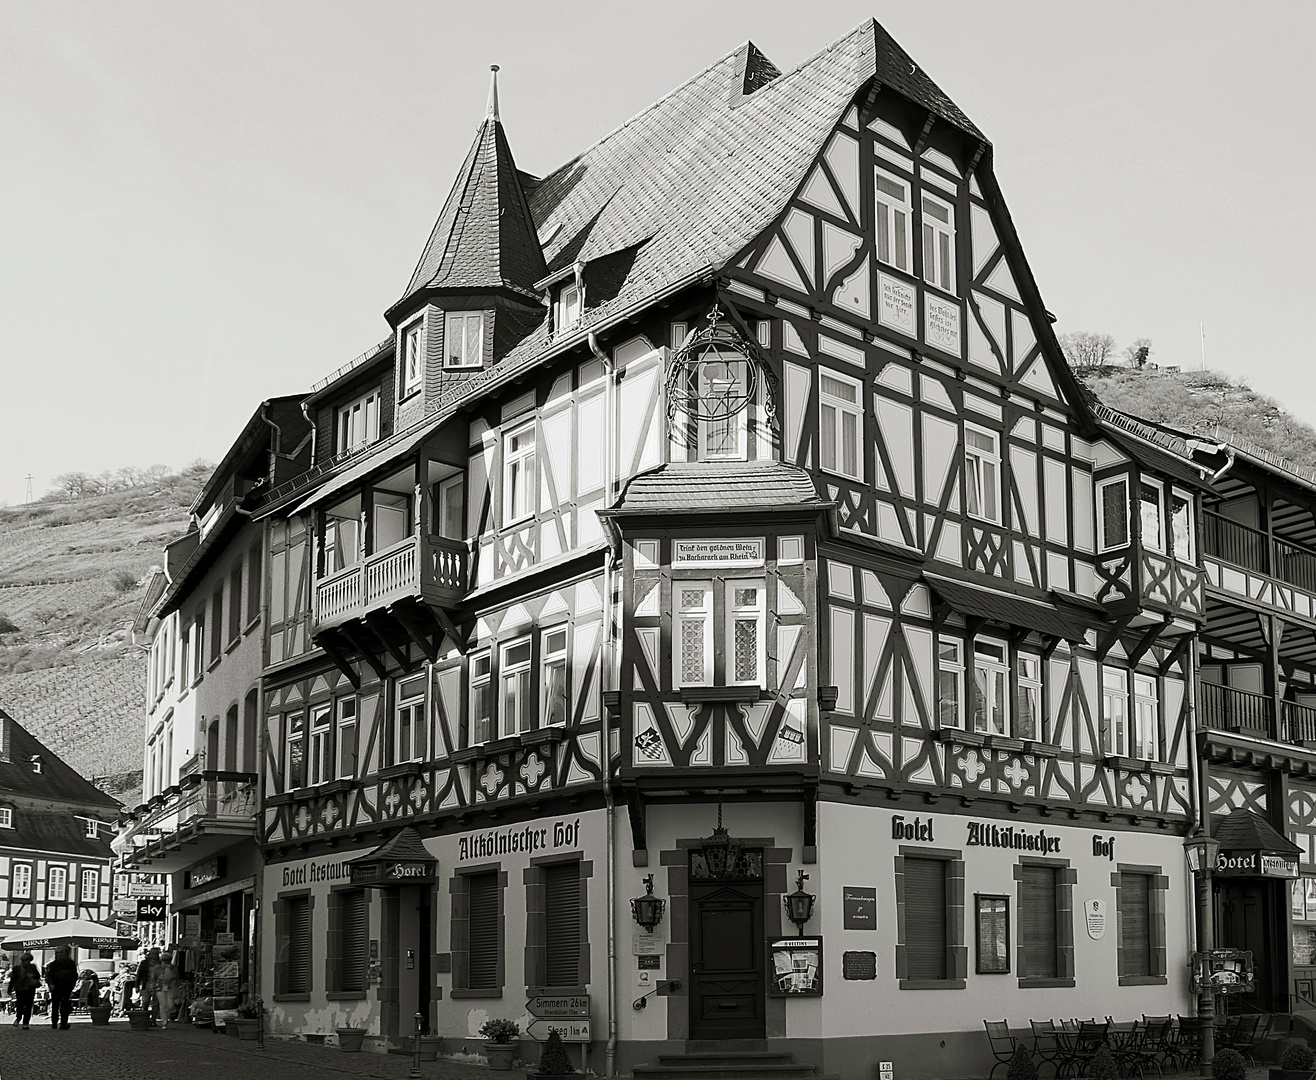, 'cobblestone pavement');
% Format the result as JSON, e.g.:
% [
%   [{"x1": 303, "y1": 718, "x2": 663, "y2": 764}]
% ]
[{"x1": 0, "y1": 1017, "x2": 500, "y2": 1080}]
